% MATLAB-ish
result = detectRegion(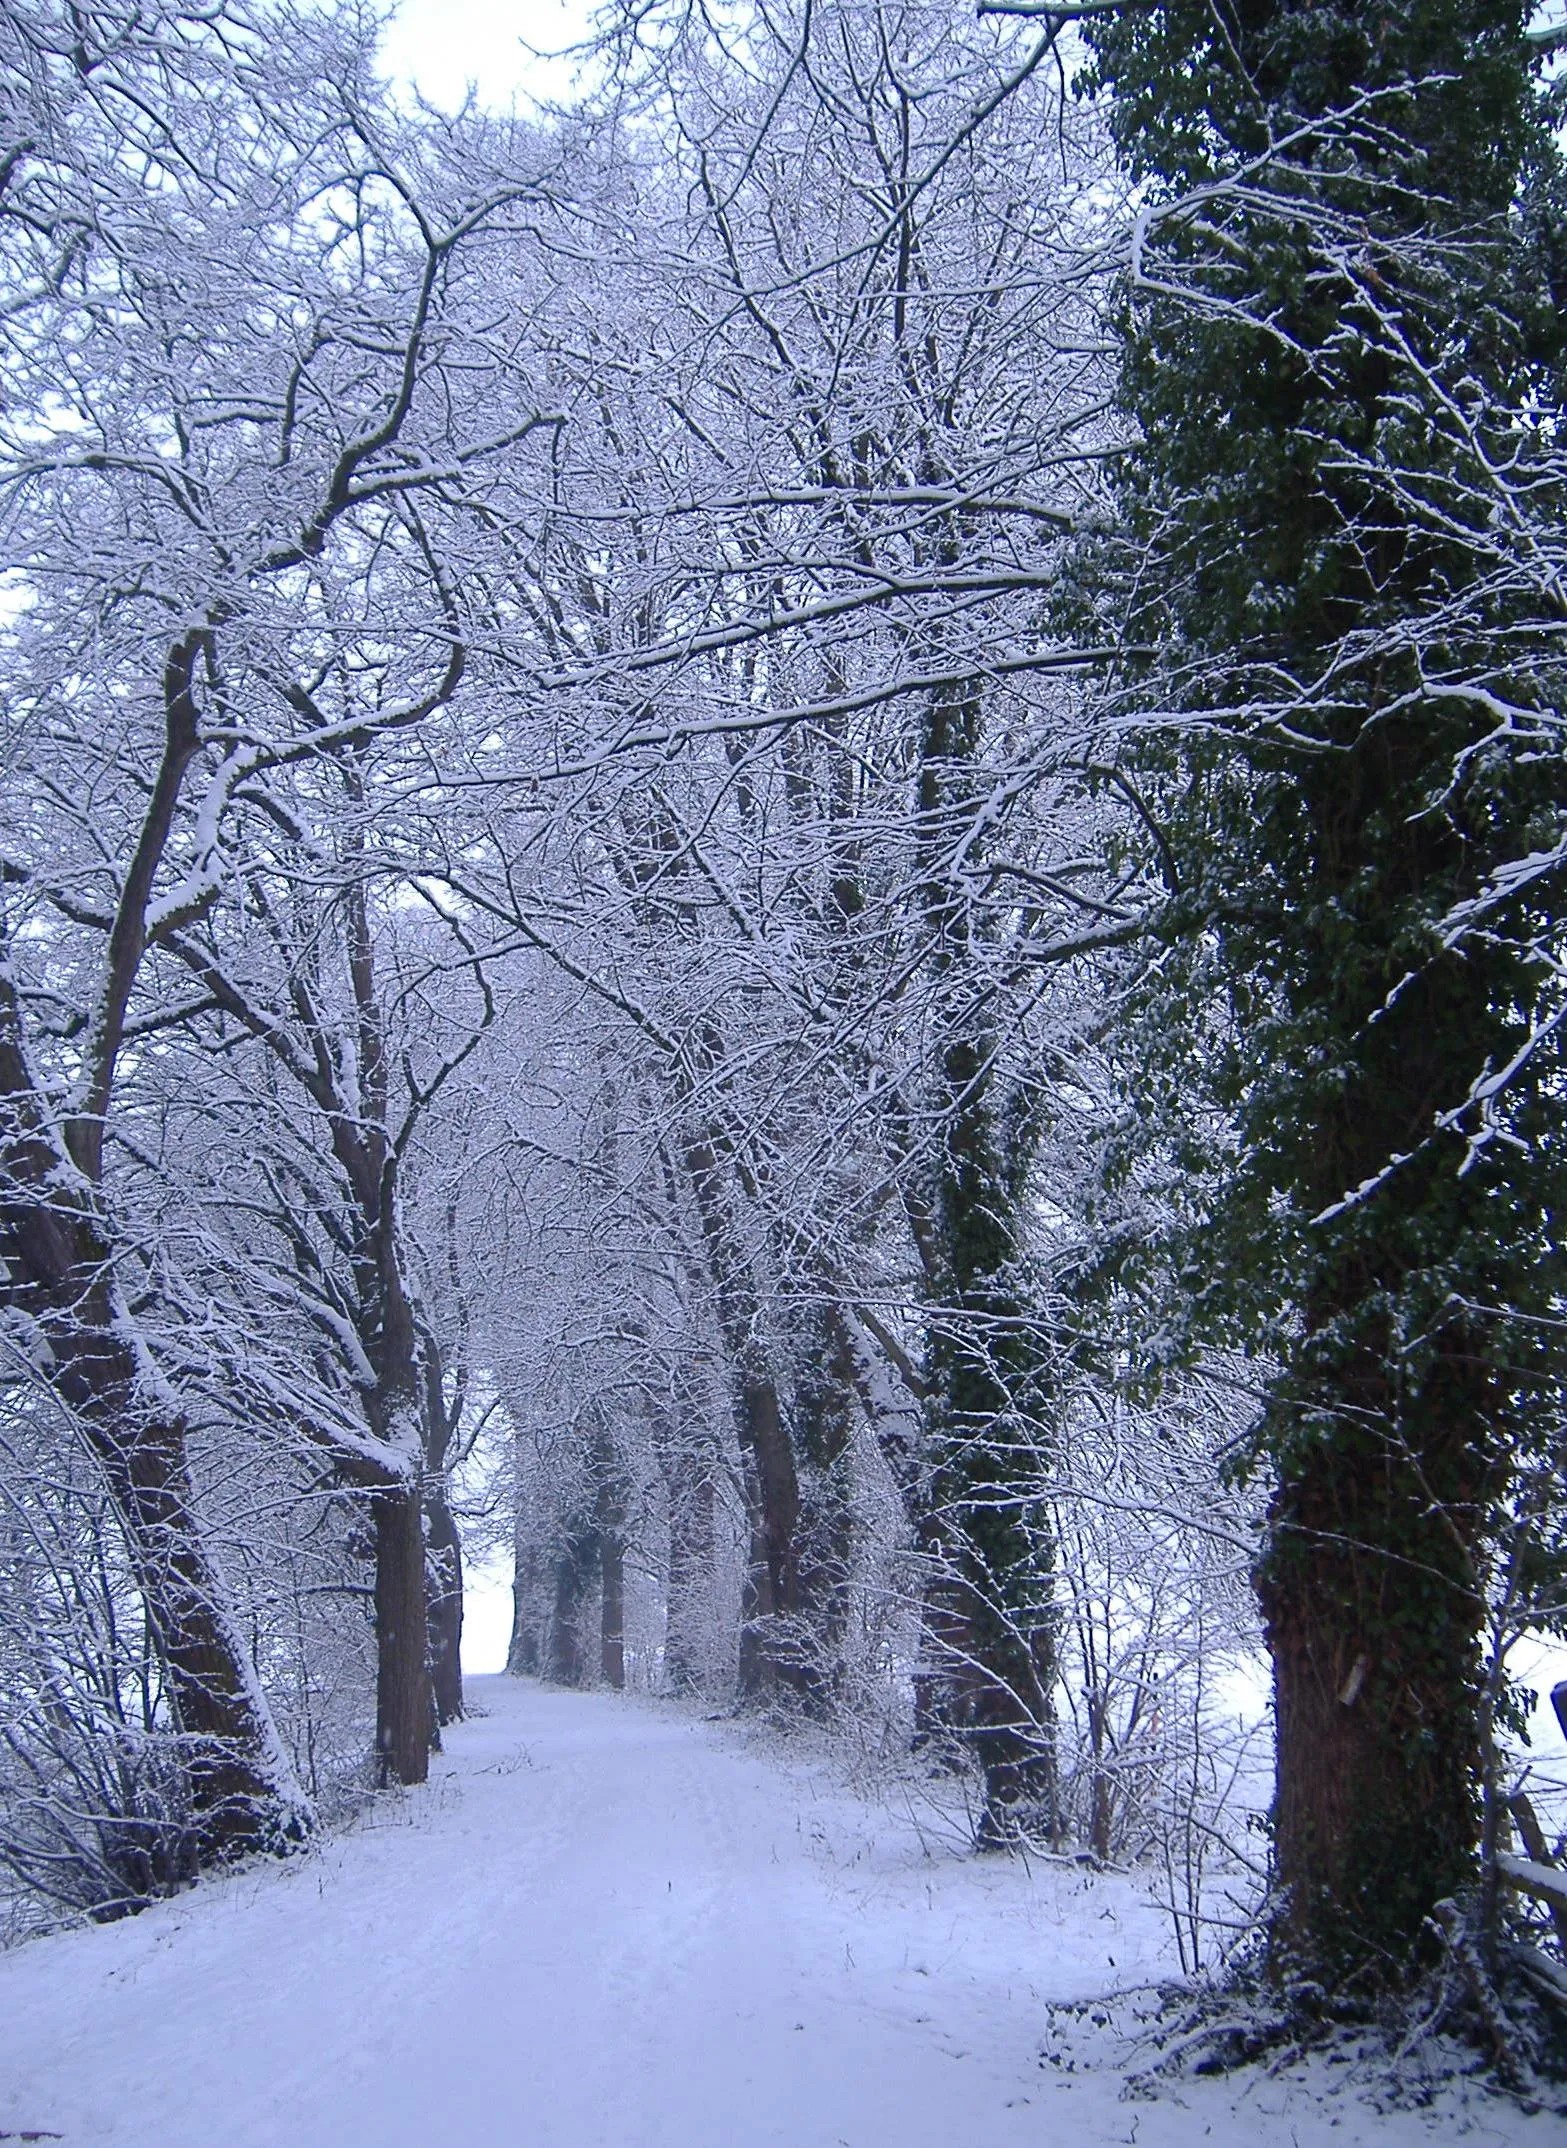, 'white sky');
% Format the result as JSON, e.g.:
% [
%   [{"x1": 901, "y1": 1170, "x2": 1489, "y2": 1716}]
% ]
[
  {"x1": 462, "y1": 1550, "x2": 514, "y2": 1673},
  {"x1": 378, "y1": 0, "x2": 596, "y2": 114}
]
